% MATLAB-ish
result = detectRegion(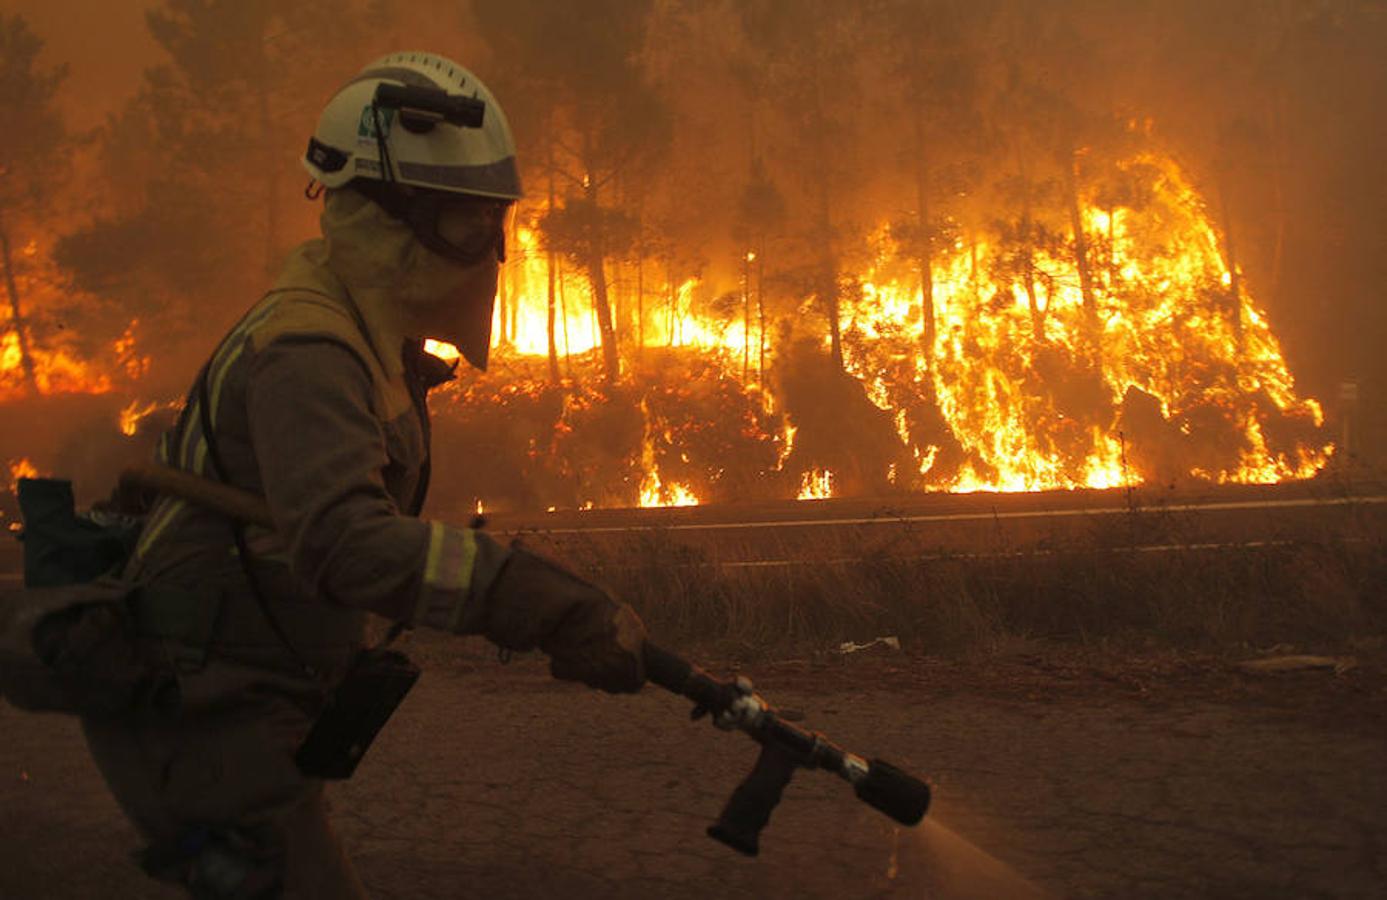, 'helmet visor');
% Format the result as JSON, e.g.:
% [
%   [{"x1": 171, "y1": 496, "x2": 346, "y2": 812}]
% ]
[{"x1": 409, "y1": 194, "x2": 509, "y2": 265}]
